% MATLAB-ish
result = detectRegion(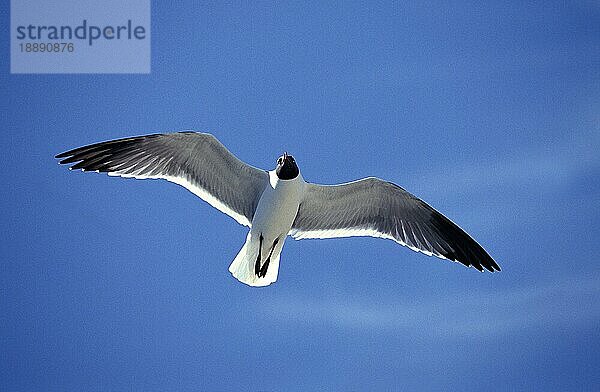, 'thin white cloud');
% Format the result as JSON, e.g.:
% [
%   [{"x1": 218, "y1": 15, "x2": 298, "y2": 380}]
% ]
[
  {"x1": 260, "y1": 275, "x2": 600, "y2": 338},
  {"x1": 411, "y1": 126, "x2": 600, "y2": 197}
]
